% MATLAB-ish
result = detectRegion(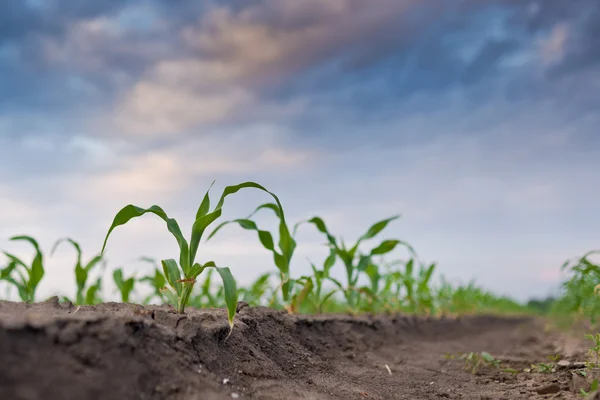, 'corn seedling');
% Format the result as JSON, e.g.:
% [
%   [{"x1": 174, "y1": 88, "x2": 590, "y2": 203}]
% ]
[
  {"x1": 207, "y1": 201, "x2": 295, "y2": 310},
  {"x1": 1, "y1": 236, "x2": 45, "y2": 302},
  {"x1": 113, "y1": 268, "x2": 136, "y2": 303},
  {"x1": 306, "y1": 249, "x2": 340, "y2": 313},
  {"x1": 51, "y1": 238, "x2": 104, "y2": 305},
  {"x1": 454, "y1": 351, "x2": 500, "y2": 374},
  {"x1": 296, "y1": 215, "x2": 413, "y2": 310},
  {"x1": 528, "y1": 355, "x2": 561, "y2": 374},
  {"x1": 553, "y1": 250, "x2": 600, "y2": 324},
  {"x1": 386, "y1": 258, "x2": 436, "y2": 314},
  {"x1": 585, "y1": 333, "x2": 600, "y2": 368},
  {"x1": 101, "y1": 181, "x2": 284, "y2": 332}
]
